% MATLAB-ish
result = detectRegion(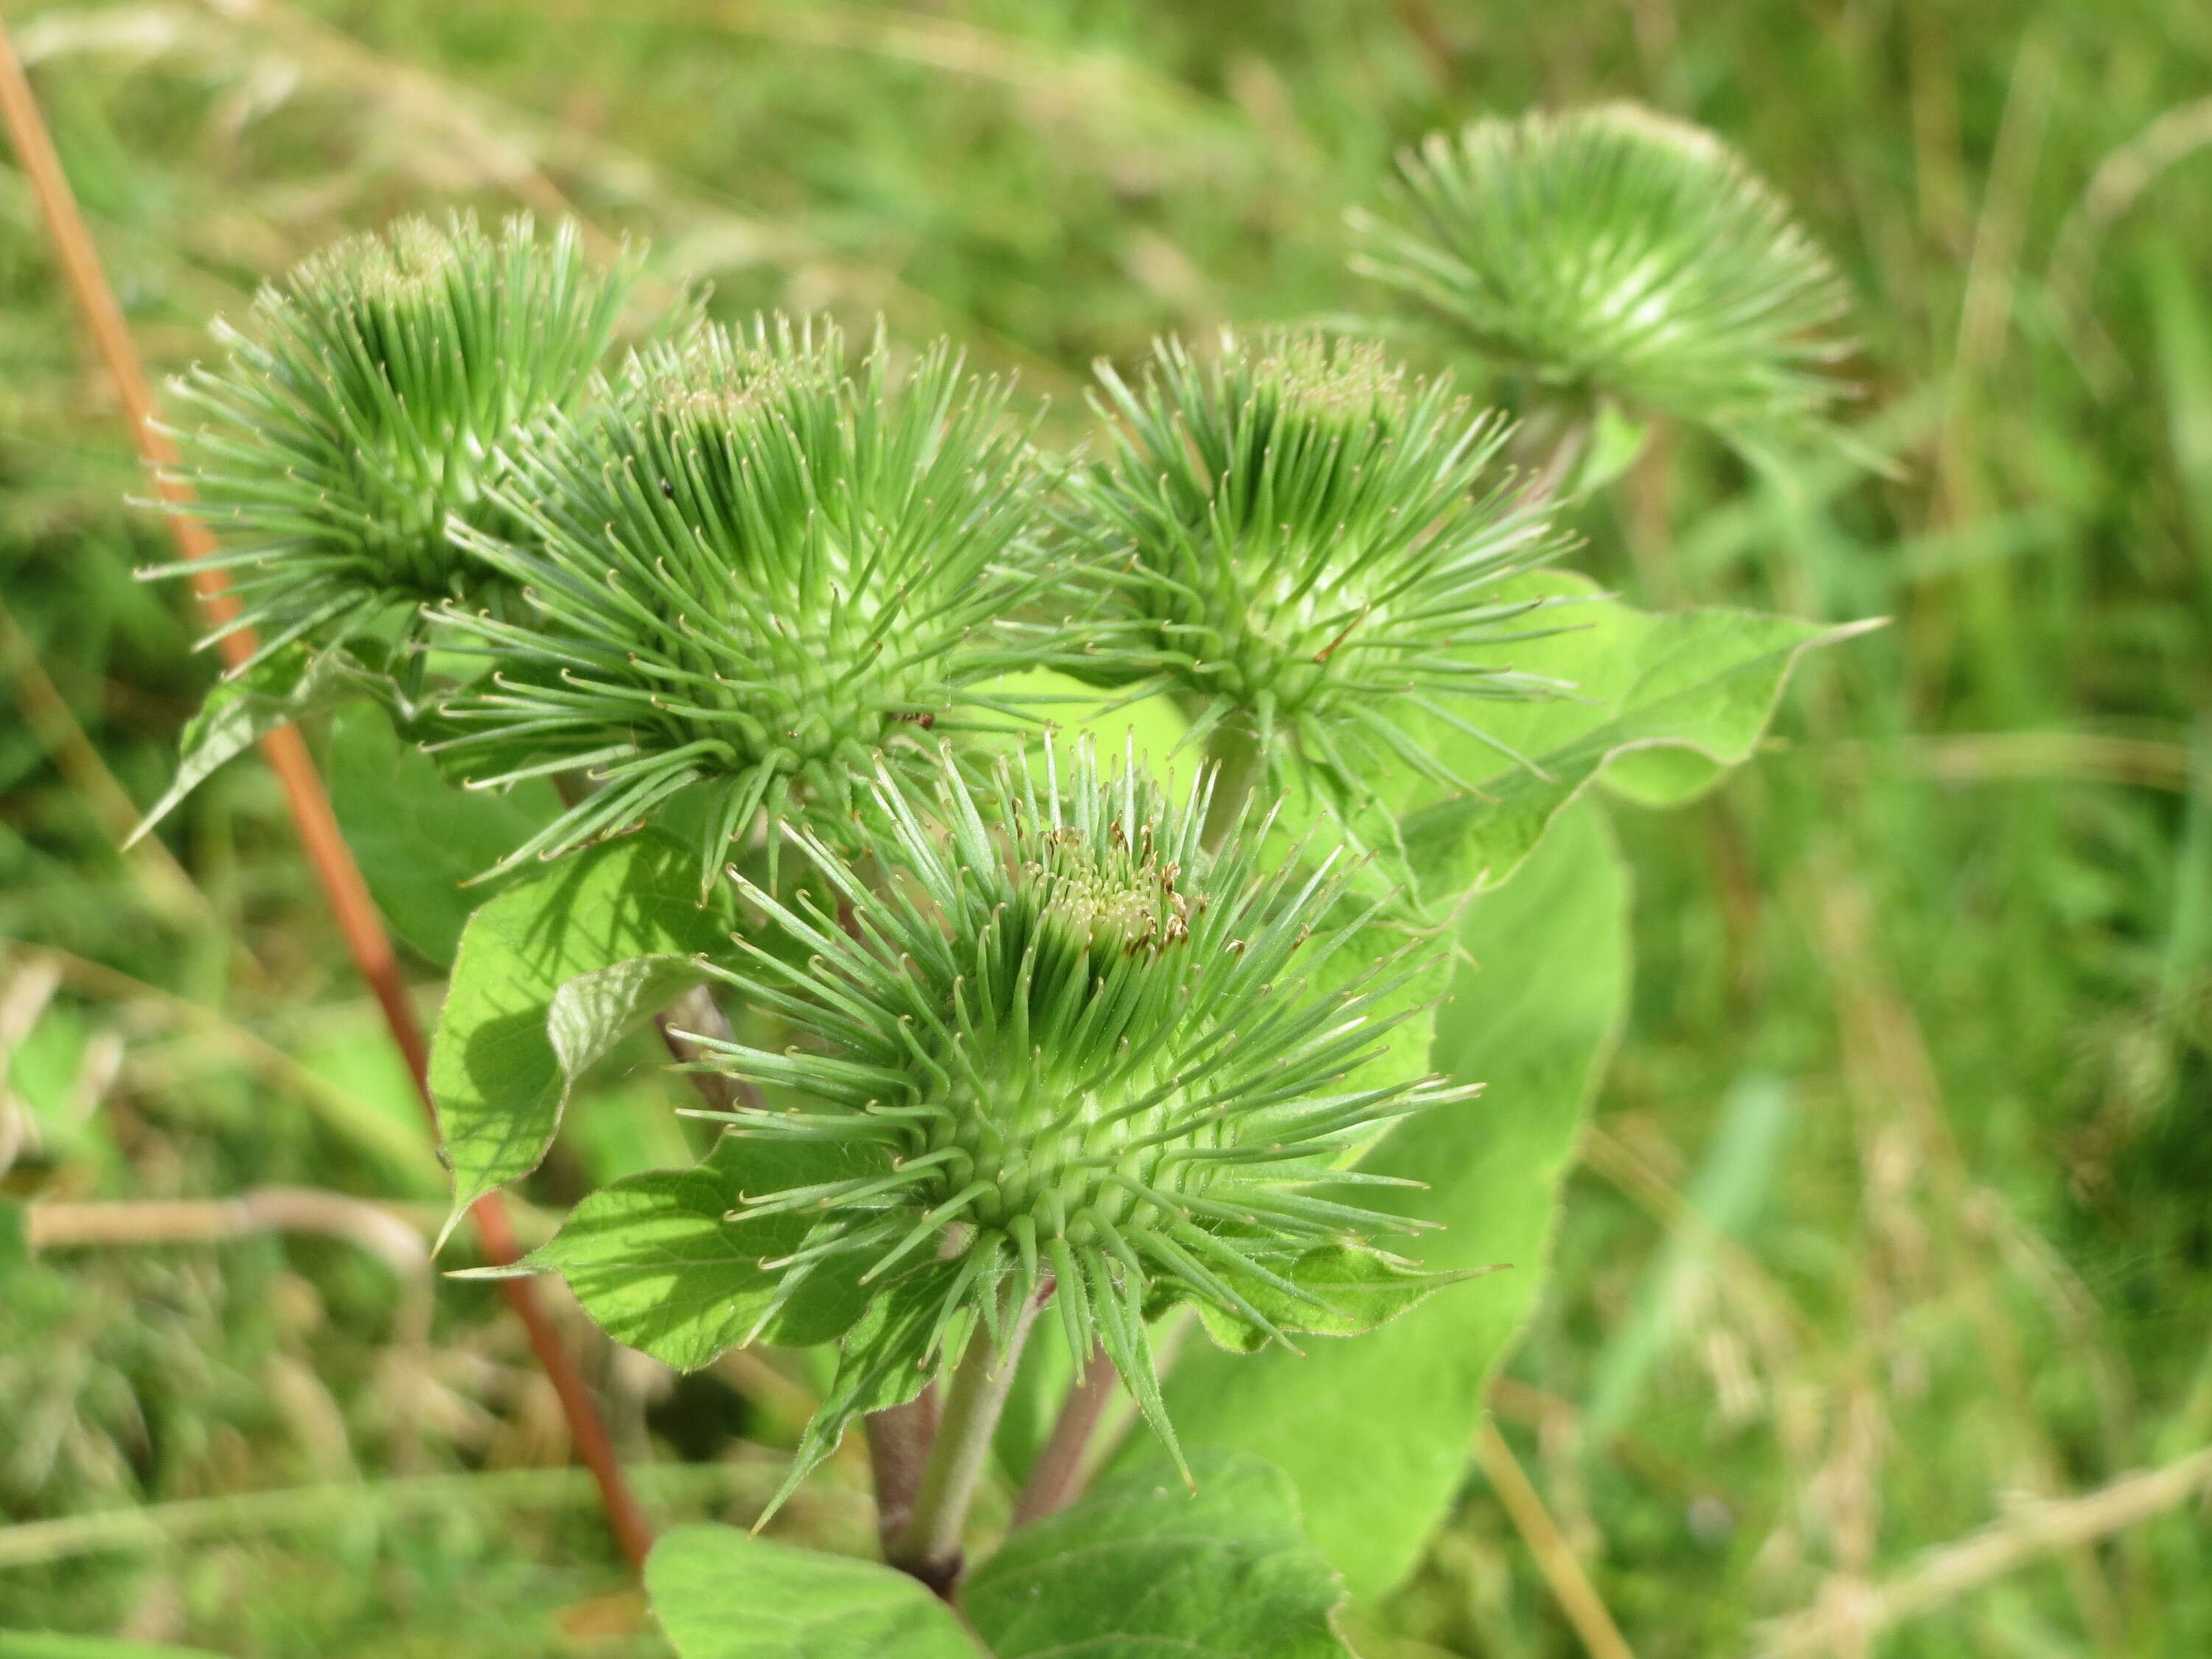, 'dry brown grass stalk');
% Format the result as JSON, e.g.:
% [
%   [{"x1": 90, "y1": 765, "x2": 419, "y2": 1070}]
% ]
[
  {"x1": 1475, "y1": 1422, "x2": 1639, "y2": 1659},
  {"x1": 1756, "y1": 1443, "x2": 2212, "y2": 1657},
  {"x1": 0, "y1": 18, "x2": 653, "y2": 1569}
]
